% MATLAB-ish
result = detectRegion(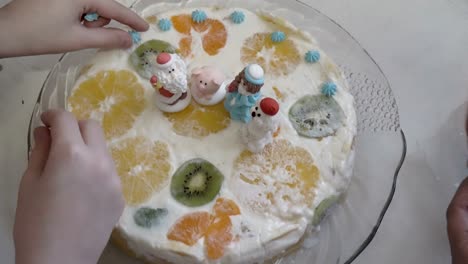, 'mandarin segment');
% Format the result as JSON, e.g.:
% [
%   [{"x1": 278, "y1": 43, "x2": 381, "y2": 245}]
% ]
[
  {"x1": 164, "y1": 101, "x2": 230, "y2": 138},
  {"x1": 178, "y1": 37, "x2": 193, "y2": 58},
  {"x1": 199, "y1": 19, "x2": 227, "y2": 56},
  {"x1": 111, "y1": 136, "x2": 171, "y2": 205},
  {"x1": 172, "y1": 14, "x2": 192, "y2": 34},
  {"x1": 233, "y1": 140, "x2": 320, "y2": 216},
  {"x1": 167, "y1": 212, "x2": 213, "y2": 246},
  {"x1": 205, "y1": 216, "x2": 233, "y2": 260},
  {"x1": 241, "y1": 33, "x2": 301, "y2": 76},
  {"x1": 213, "y1": 198, "x2": 241, "y2": 217},
  {"x1": 171, "y1": 14, "x2": 227, "y2": 57},
  {"x1": 68, "y1": 70, "x2": 146, "y2": 140}
]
